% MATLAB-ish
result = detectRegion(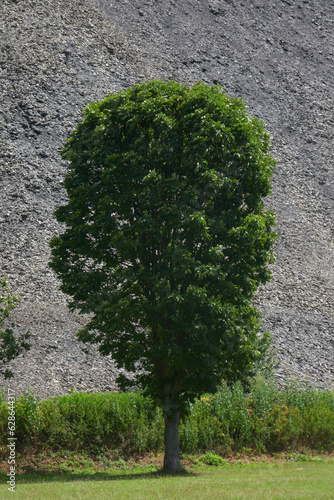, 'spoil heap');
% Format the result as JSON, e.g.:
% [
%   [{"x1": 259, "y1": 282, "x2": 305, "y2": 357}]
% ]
[{"x1": 1, "y1": 0, "x2": 333, "y2": 397}]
